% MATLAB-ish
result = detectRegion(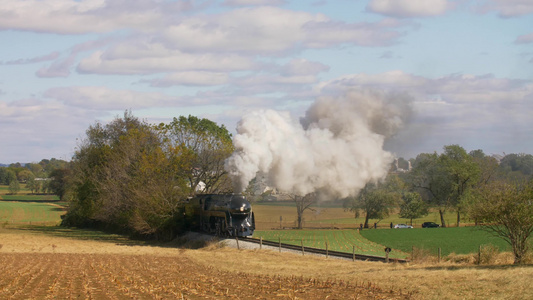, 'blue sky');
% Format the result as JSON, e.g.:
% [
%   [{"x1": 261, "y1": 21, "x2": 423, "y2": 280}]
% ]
[{"x1": 1, "y1": 0, "x2": 532, "y2": 163}]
